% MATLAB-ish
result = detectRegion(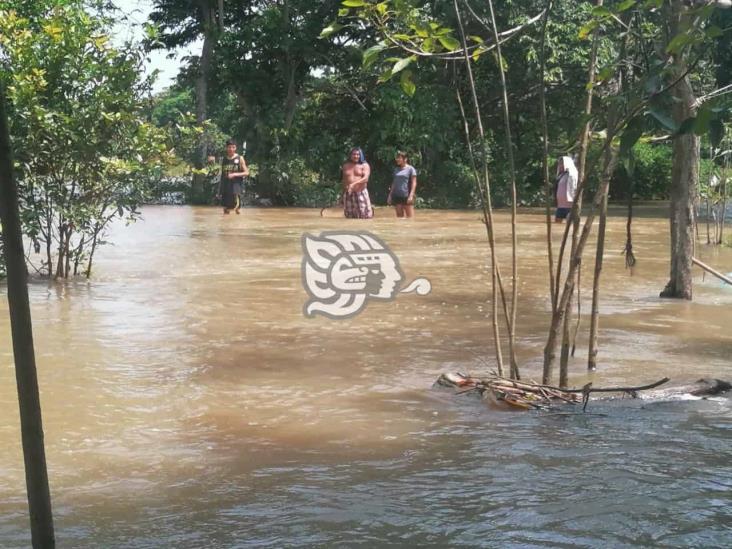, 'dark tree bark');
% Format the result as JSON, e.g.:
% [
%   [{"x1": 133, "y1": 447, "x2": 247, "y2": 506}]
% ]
[
  {"x1": 192, "y1": 1, "x2": 217, "y2": 204},
  {"x1": 0, "y1": 85, "x2": 56, "y2": 547},
  {"x1": 660, "y1": 1, "x2": 699, "y2": 300}
]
